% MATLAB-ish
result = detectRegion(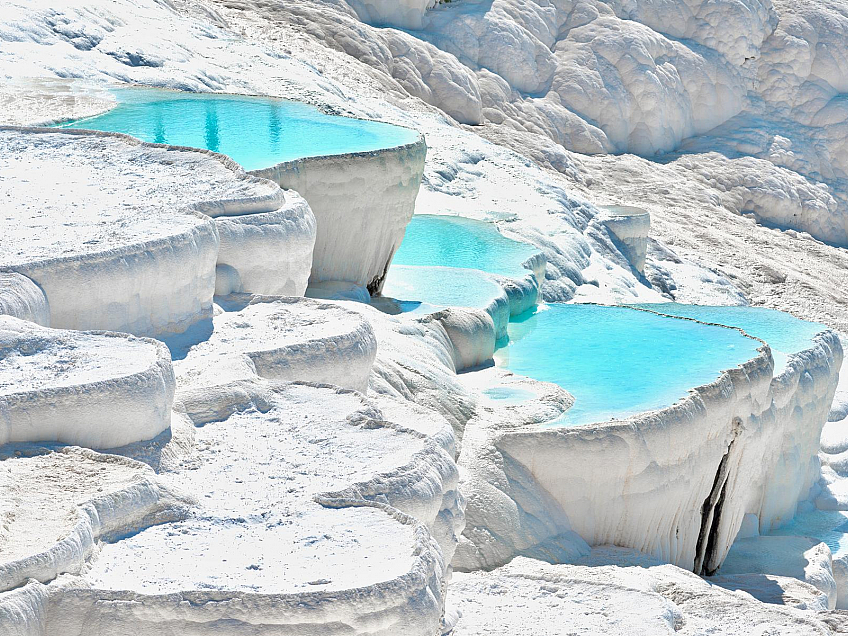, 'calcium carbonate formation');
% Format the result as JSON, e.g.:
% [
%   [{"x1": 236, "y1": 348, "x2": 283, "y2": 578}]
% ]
[{"x1": 2, "y1": 0, "x2": 848, "y2": 633}]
